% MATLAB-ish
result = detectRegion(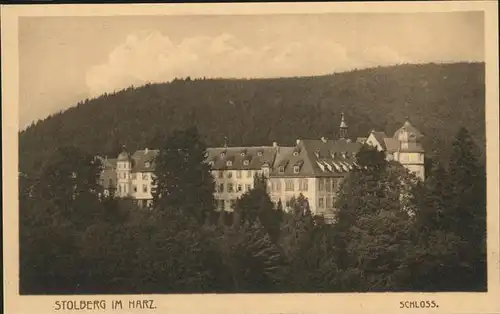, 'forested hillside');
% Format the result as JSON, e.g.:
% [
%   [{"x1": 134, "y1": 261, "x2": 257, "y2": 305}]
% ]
[{"x1": 19, "y1": 62, "x2": 485, "y2": 175}]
